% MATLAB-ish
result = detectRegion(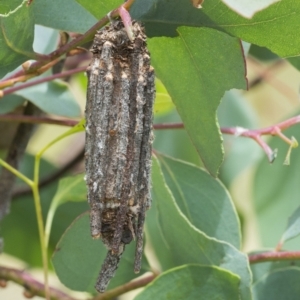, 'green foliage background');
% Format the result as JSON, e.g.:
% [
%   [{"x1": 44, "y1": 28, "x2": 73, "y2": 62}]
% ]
[{"x1": 1, "y1": 0, "x2": 300, "y2": 299}]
